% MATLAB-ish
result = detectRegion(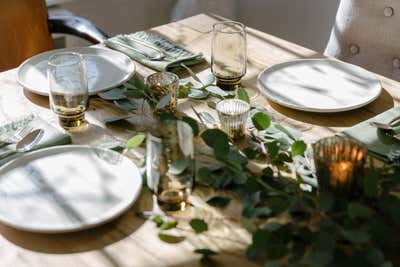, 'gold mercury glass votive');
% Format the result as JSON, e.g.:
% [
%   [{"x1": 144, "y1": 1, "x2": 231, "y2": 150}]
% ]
[
  {"x1": 313, "y1": 136, "x2": 367, "y2": 195},
  {"x1": 146, "y1": 72, "x2": 179, "y2": 114},
  {"x1": 216, "y1": 99, "x2": 250, "y2": 139}
]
